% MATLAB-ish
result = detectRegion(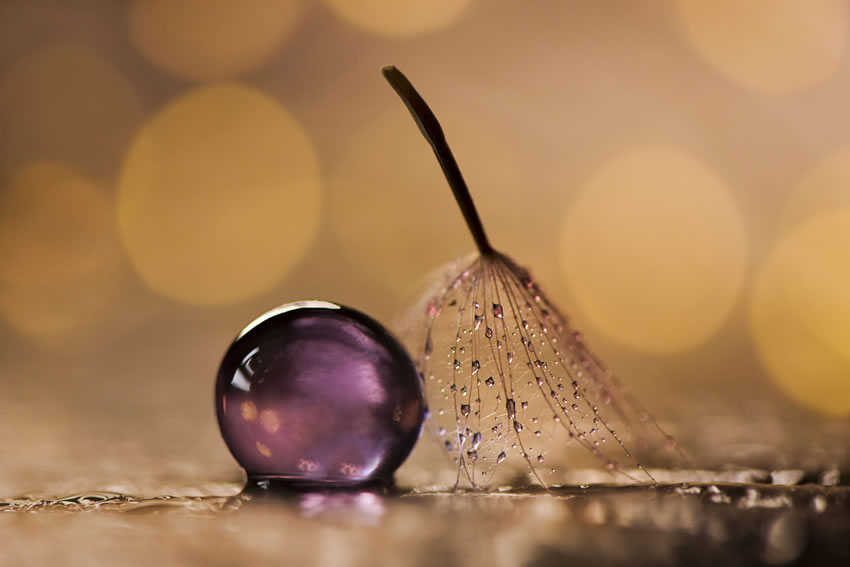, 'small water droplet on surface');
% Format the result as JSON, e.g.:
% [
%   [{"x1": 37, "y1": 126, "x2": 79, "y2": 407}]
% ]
[
  {"x1": 485, "y1": 327, "x2": 493, "y2": 339},
  {"x1": 521, "y1": 401, "x2": 528, "y2": 409},
  {"x1": 513, "y1": 421, "x2": 523, "y2": 433},
  {"x1": 507, "y1": 352, "x2": 514, "y2": 363},
  {"x1": 474, "y1": 314, "x2": 483, "y2": 330},
  {"x1": 485, "y1": 377, "x2": 495, "y2": 387},
  {"x1": 471, "y1": 360, "x2": 480, "y2": 374},
  {"x1": 460, "y1": 404, "x2": 471, "y2": 416},
  {"x1": 453, "y1": 359, "x2": 461, "y2": 370},
  {"x1": 497, "y1": 451, "x2": 507, "y2": 463},
  {"x1": 472, "y1": 431, "x2": 482, "y2": 448},
  {"x1": 537, "y1": 455, "x2": 544, "y2": 463},
  {"x1": 492, "y1": 303, "x2": 503, "y2": 318}
]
